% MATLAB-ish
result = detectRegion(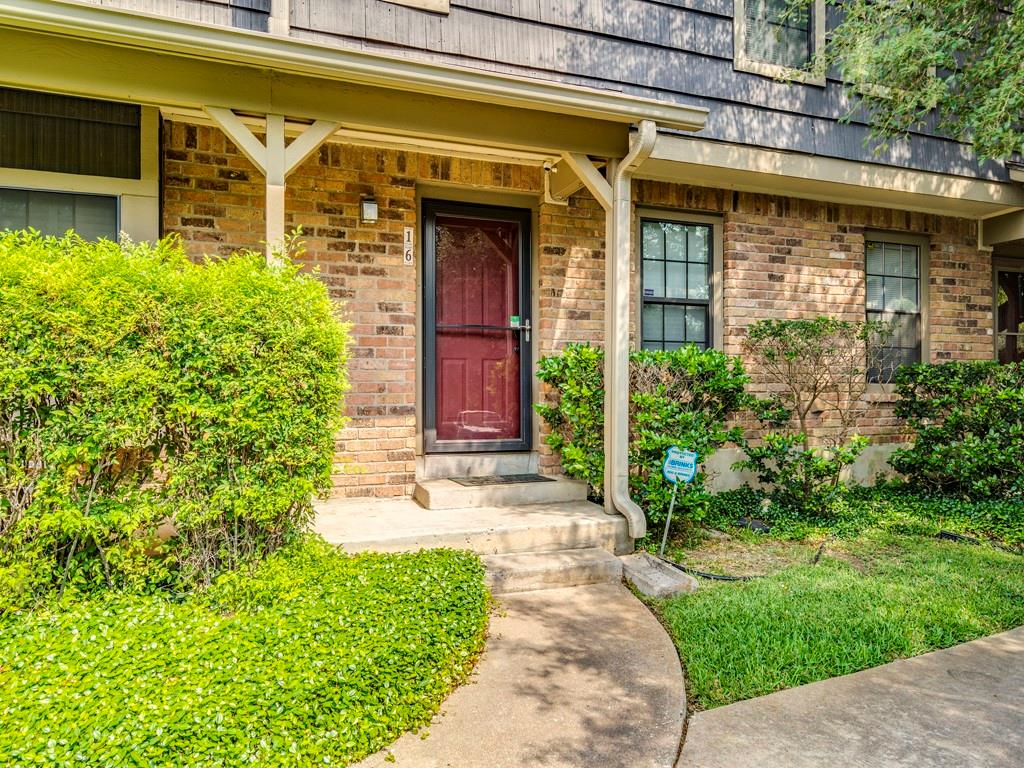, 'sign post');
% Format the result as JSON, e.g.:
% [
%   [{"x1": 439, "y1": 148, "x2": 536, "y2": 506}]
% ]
[{"x1": 659, "y1": 447, "x2": 699, "y2": 557}]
